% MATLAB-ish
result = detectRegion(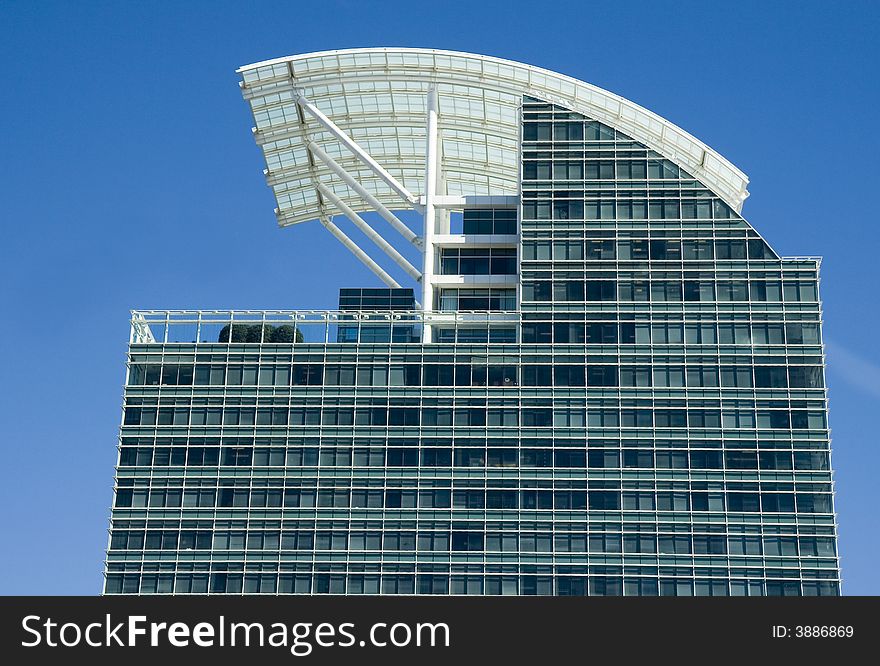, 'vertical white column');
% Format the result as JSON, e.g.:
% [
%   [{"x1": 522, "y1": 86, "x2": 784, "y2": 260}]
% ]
[
  {"x1": 437, "y1": 129, "x2": 450, "y2": 234},
  {"x1": 422, "y1": 87, "x2": 439, "y2": 342}
]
